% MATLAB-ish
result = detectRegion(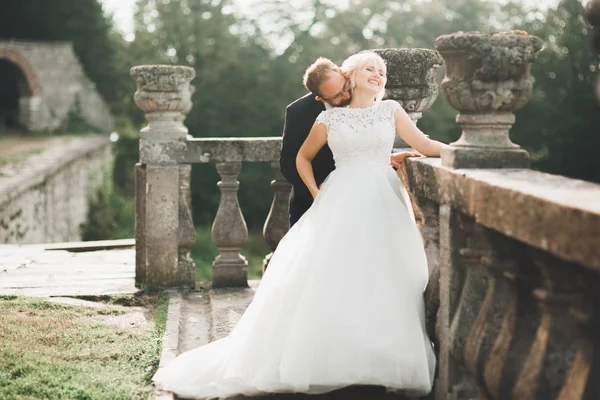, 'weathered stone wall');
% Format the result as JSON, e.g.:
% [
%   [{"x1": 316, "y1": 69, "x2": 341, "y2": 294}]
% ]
[
  {"x1": 0, "y1": 136, "x2": 112, "y2": 244},
  {"x1": 402, "y1": 32, "x2": 600, "y2": 400},
  {"x1": 0, "y1": 40, "x2": 113, "y2": 132}
]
